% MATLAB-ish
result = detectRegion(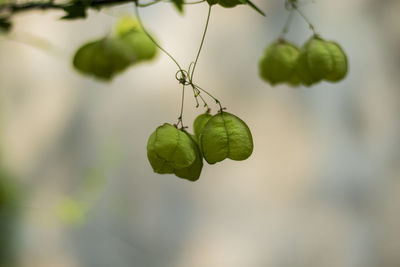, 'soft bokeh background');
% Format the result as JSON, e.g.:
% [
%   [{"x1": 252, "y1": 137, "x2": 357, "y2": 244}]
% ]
[{"x1": 1, "y1": 0, "x2": 400, "y2": 266}]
